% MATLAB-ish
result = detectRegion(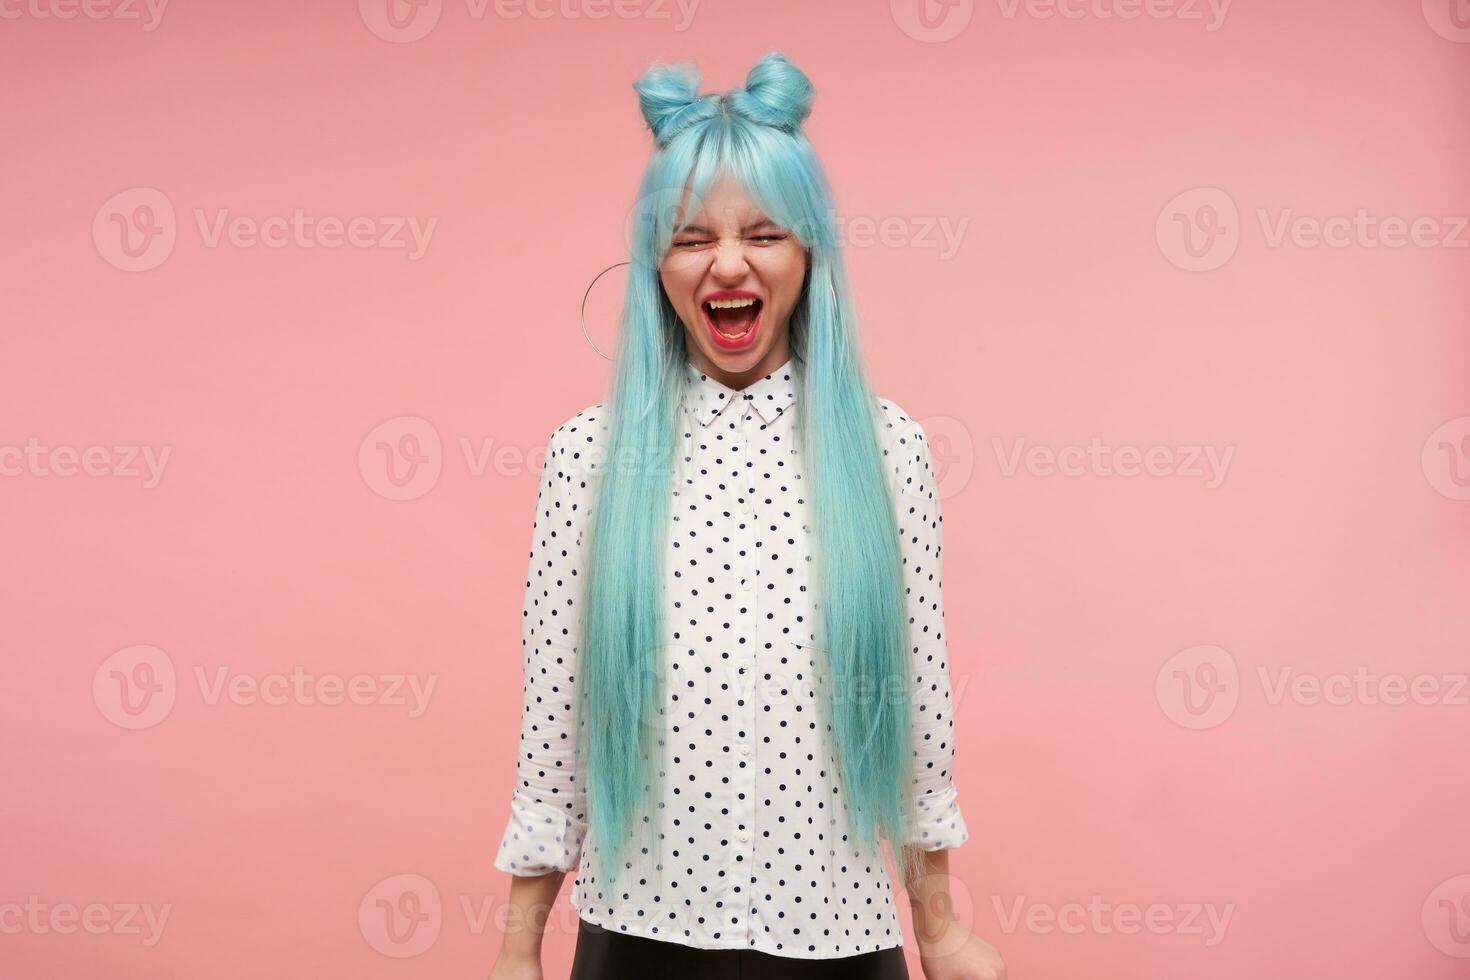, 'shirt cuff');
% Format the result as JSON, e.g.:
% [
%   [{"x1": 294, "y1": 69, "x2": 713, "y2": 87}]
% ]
[
  {"x1": 493, "y1": 794, "x2": 585, "y2": 876},
  {"x1": 902, "y1": 784, "x2": 970, "y2": 851}
]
